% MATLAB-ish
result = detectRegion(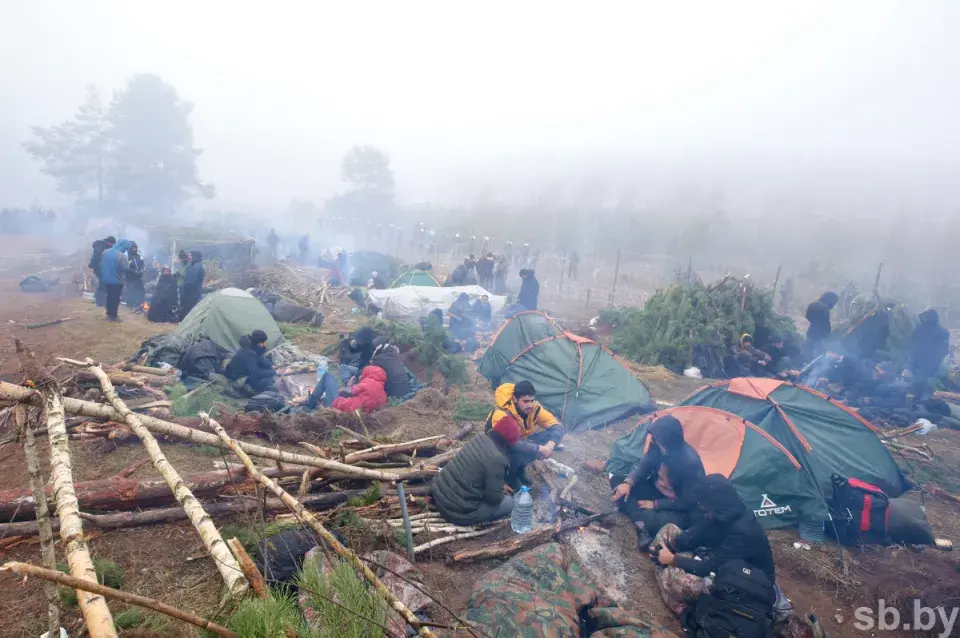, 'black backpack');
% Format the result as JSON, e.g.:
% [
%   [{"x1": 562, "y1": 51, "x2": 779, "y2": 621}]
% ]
[
  {"x1": 830, "y1": 474, "x2": 890, "y2": 546},
  {"x1": 682, "y1": 559, "x2": 774, "y2": 638}
]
